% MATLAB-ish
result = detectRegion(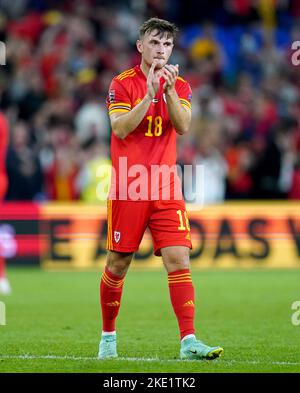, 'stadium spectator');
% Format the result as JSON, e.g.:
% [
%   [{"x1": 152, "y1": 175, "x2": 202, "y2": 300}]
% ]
[
  {"x1": 225, "y1": 140, "x2": 254, "y2": 199},
  {"x1": 76, "y1": 136, "x2": 111, "y2": 203},
  {"x1": 5, "y1": 121, "x2": 44, "y2": 201},
  {"x1": 187, "y1": 119, "x2": 228, "y2": 204},
  {"x1": 251, "y1": 119, "x2": 298, "y2": 199},
  {"x1": 289, "y1": 158, "x2": 300, "y2": 199},
  {"x1": 0, "y1": 0, "x2": 299, "y2": 203},
  {"x1": 74, "y1": 92, "x2": 110, "y2": 144},
  {"x1": 43, "y1": 117, "x2": 79, "y2": 201}
]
